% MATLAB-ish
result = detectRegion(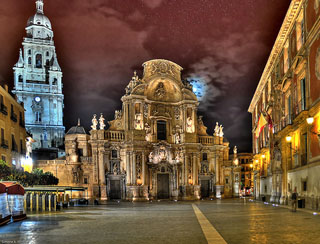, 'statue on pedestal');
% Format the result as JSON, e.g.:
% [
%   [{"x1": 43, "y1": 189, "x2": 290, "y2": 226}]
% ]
[
  {"x1": 214, "y1": 122, "x2": 219, "y2": 136},
  {"x1": 91, "y1": 114, "x2": 98, "y2": 130},
  {"x1": 99, "y1": 113, "x2": 105, "y2": 130},
  {"x1": 233, "y1": 146, "x2": 237, "y2": 155},
  {"x1": 219, "y1": 125, "x2": 224, "y2": 137}
]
